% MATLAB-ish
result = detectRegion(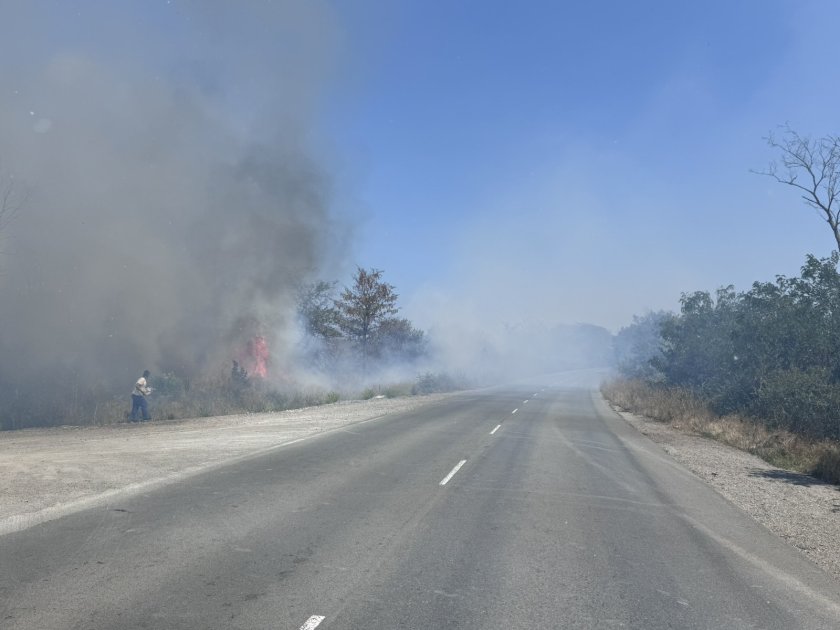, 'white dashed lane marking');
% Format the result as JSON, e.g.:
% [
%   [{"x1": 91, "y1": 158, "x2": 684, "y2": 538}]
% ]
[
  {"x1": 512, "y1": 408, "x2": 518, "y2": 414},
  {"x1": 440, "y1": 460, "x2": 467, "y2": 486},
  {"x1": 490, "y1": 424, "x2": 501, "y2": 435},
  {"x1": 299, "y1": 615, "x2": 325, "y2": 630}
]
